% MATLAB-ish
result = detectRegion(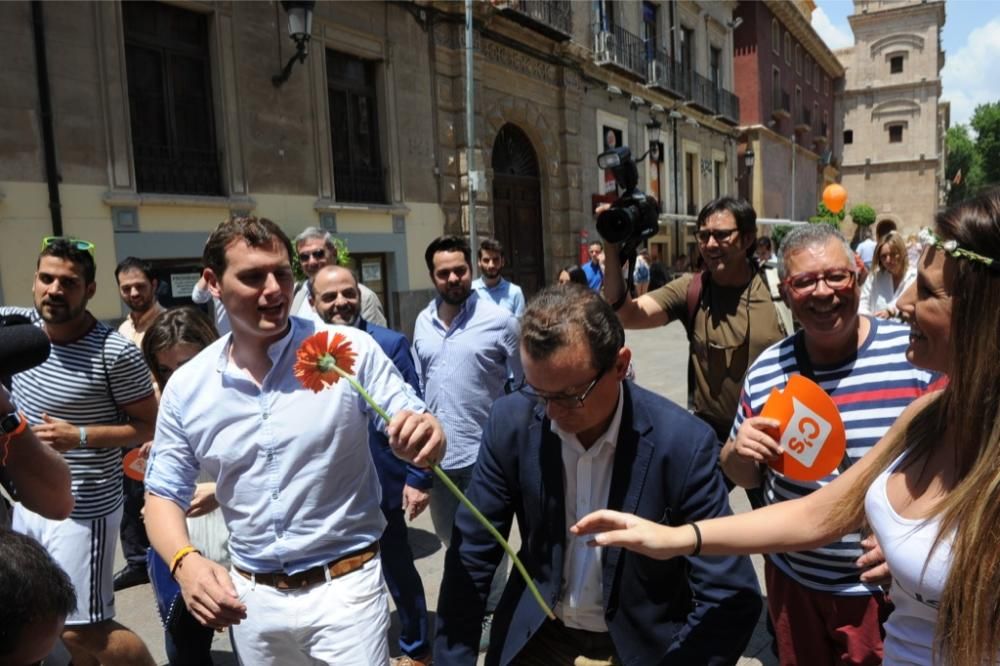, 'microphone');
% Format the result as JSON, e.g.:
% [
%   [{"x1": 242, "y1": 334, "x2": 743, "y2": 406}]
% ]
[{"x1": 0, "y1": 315, "x2": 51, "y2": 377}]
